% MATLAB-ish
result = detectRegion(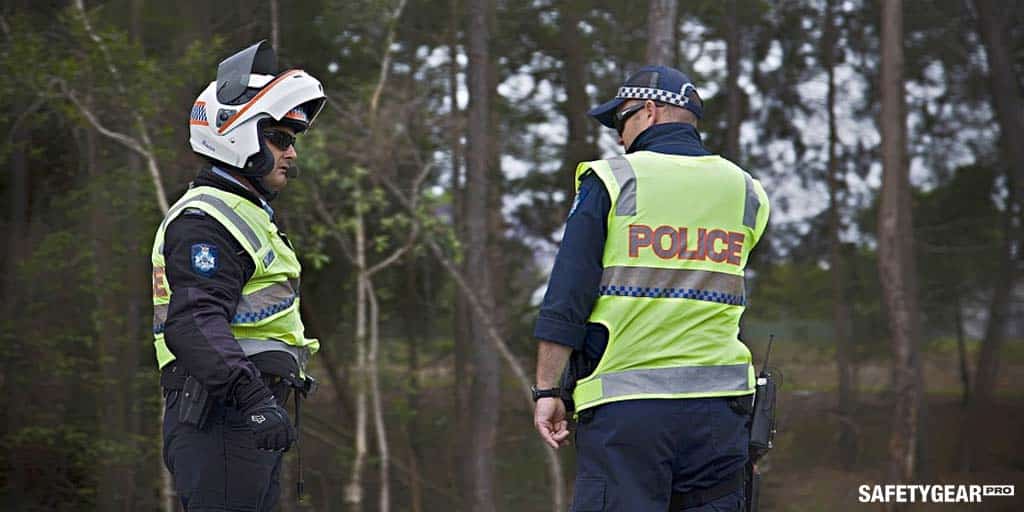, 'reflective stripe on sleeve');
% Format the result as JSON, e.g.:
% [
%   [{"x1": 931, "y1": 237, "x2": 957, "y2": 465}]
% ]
[{"x1": 598, "y1": 266, "x2": 745, "y2": 306}]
